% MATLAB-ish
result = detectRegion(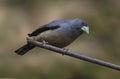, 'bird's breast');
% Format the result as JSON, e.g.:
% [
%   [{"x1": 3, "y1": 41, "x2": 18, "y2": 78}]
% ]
[{"x1": 36, "y1": 30, "x2": 74, "y2": 47}]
